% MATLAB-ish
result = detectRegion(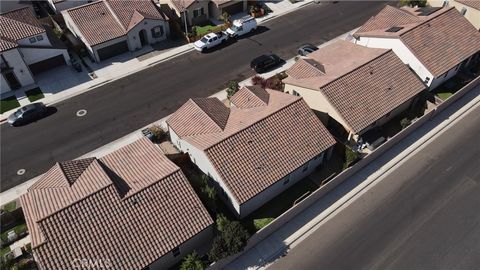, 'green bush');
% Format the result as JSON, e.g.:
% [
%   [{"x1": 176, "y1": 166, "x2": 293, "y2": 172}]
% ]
[
  {"x1": 180, "y1": 251, "x2": 204, "y2": 270},
  {"x1": 400, "y1": 118, "x2": 411, "y2": 129},
  {"x1": 253, "y1": 218, "x2": 274, "y2": 231},
  {"x1": 208, "y1": 217, "x2": 249, "y2": 261},
  {"x1": 226, "y1": 80, "x2": 240, "y2": 99}
]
